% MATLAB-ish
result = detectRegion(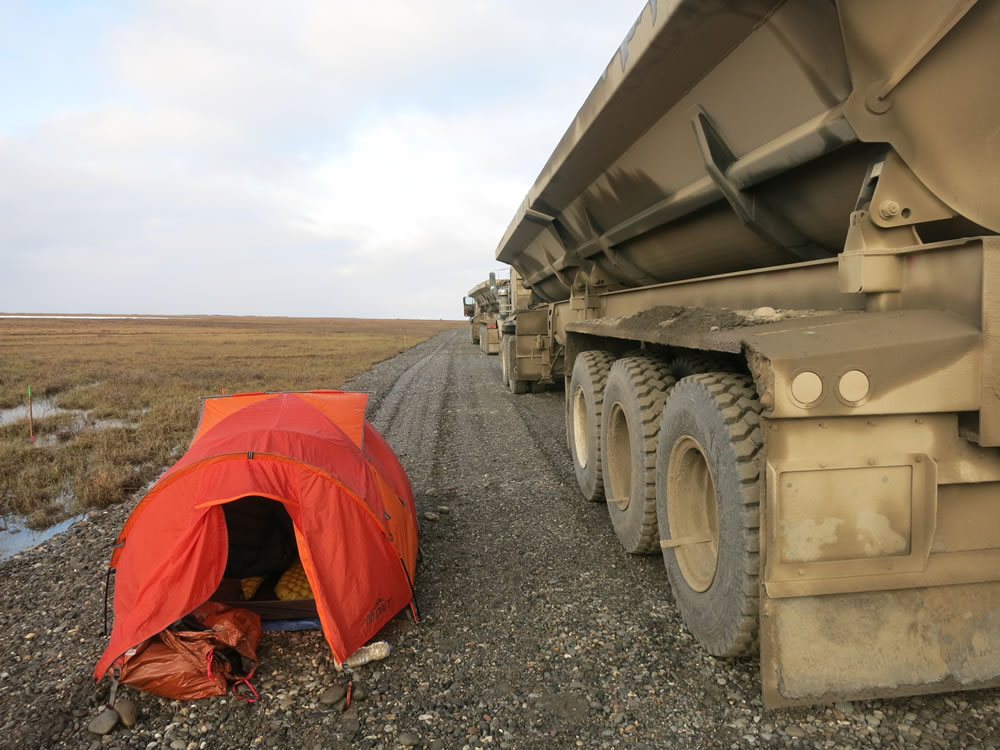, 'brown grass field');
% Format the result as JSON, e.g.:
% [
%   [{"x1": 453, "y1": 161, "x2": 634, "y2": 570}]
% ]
[{"x1": 0, "y1": 315, "x2": 462, "y2": 527}]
